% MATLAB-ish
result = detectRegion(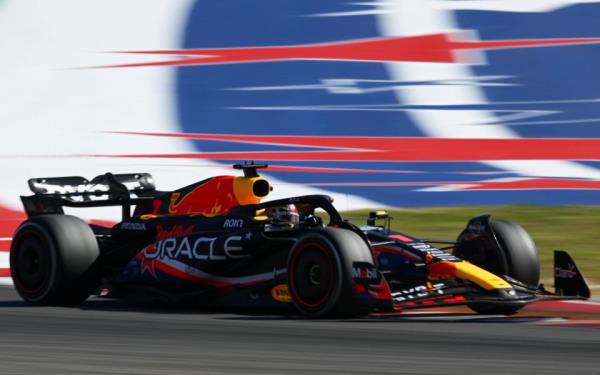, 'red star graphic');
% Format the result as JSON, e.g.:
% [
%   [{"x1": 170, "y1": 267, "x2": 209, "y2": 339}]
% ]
[{"x1": 139, "y1": 244, "x2": 159, "y2": 279}]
